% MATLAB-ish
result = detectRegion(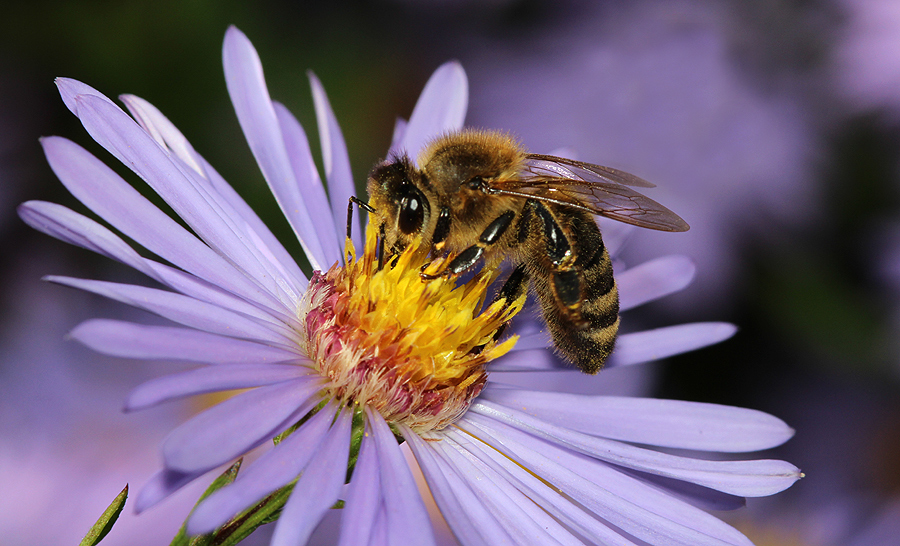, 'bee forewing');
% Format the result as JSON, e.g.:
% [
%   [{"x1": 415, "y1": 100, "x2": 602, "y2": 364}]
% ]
[{"x1": 525, "y1": 154, "x2": 656, "y2": 188}]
